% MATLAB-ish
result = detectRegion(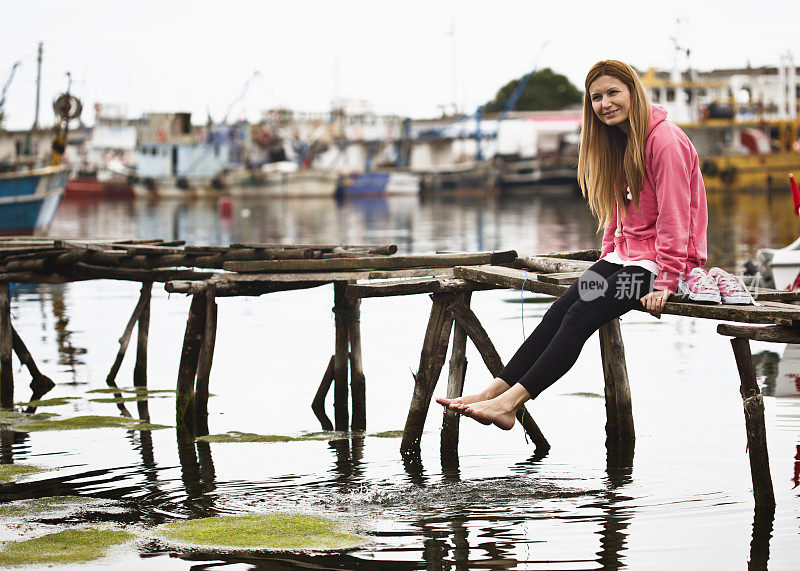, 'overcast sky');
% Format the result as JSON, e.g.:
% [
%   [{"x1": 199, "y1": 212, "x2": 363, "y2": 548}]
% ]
[{"x1": 2, "y1": 0, "x2": 798, "y2": 129}]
